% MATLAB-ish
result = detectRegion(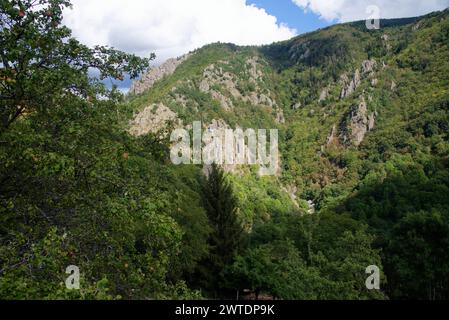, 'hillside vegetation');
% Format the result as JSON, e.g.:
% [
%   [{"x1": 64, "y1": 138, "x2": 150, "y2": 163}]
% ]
[{"x1": 1, "y1": 0, "x2": 448, "y2": 300}]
